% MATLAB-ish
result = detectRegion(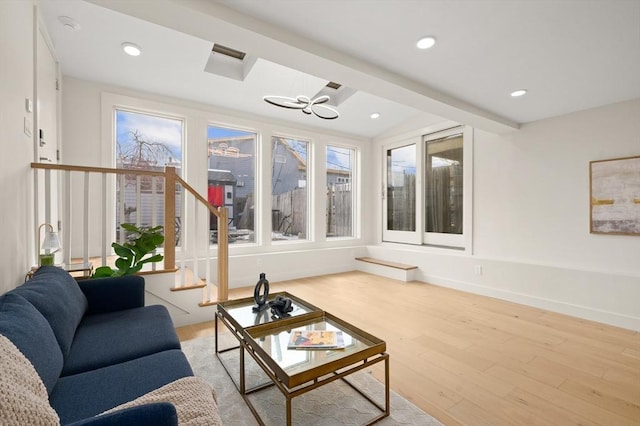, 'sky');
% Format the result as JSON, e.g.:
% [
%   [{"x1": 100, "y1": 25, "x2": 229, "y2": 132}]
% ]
[
  {"x1": 388, "y1": 144, "x2": 416, "y2": 175},
  {"x1": 207, "y1": 126, "x2": 253, "y2": 139},
  {"x1": 326, "y1": 146, "x2": 352, "y2": 171},
  {"x1": 115, "y1": 114, "x2": 353, "y2": 171},
  {"x1": 116, "y1": 110, "x2": 182, "y2": 165}
]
